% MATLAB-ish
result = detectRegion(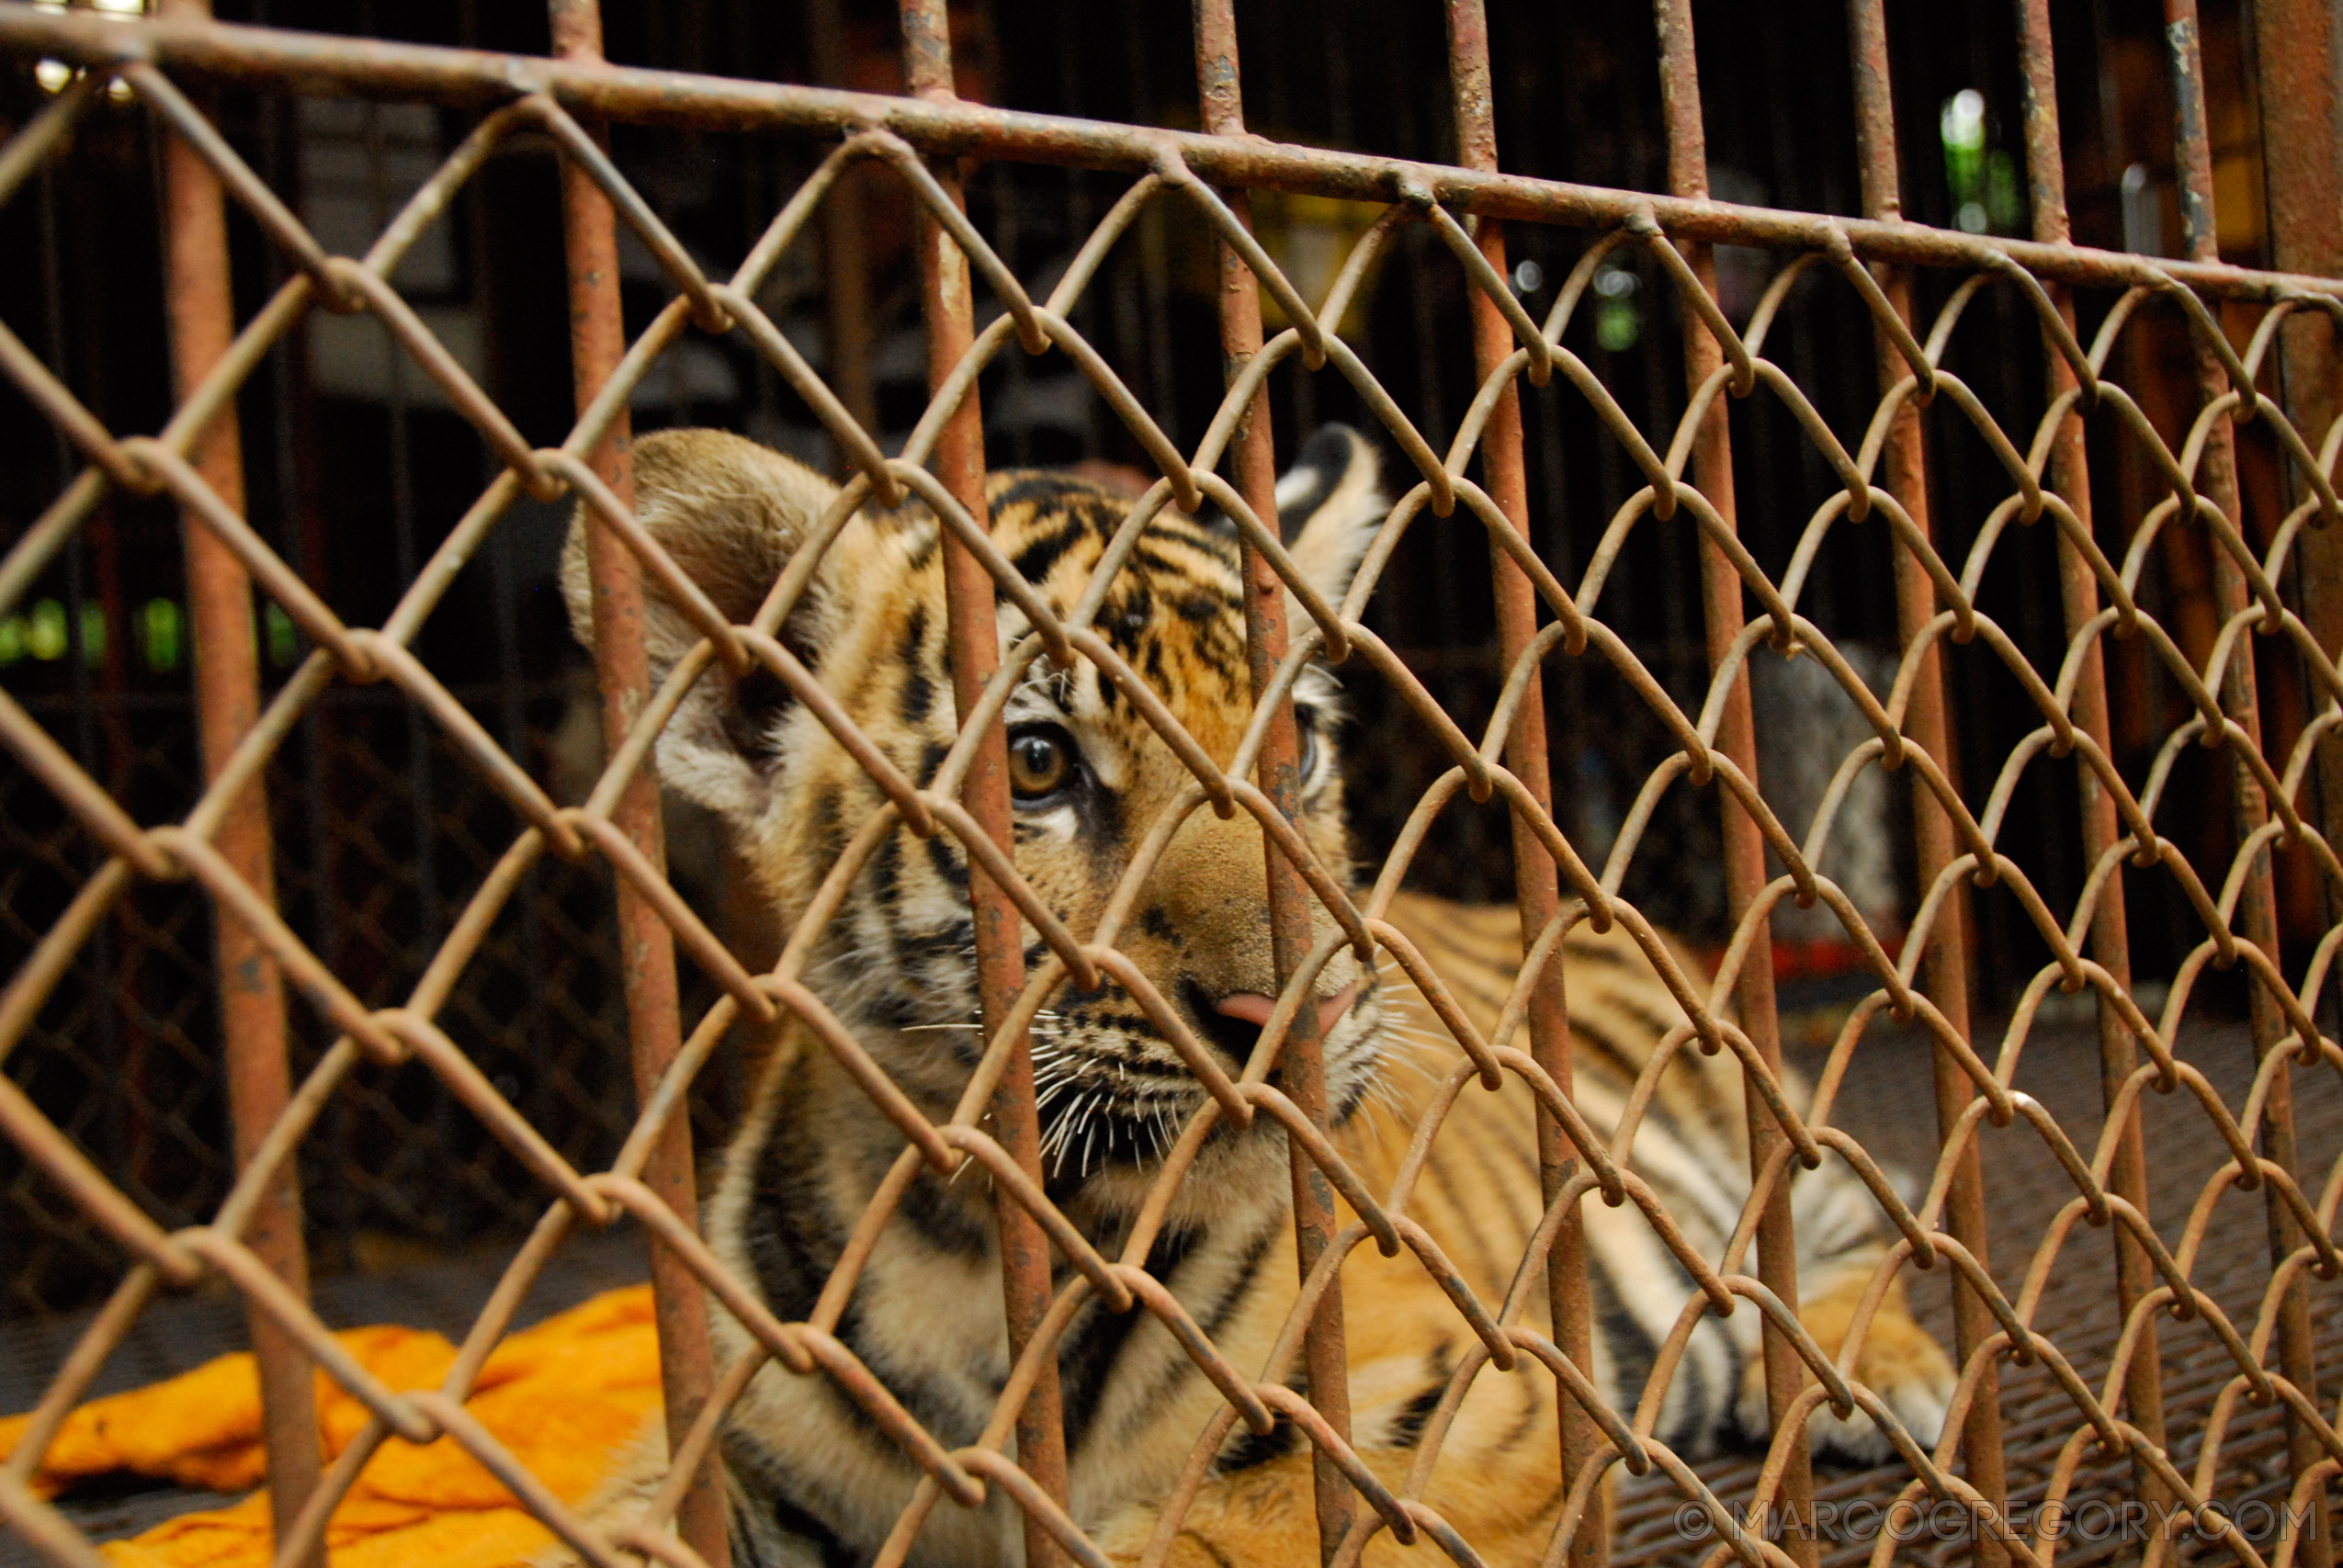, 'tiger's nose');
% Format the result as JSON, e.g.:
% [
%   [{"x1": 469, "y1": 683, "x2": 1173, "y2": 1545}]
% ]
[{"x1": 1213, "y1": 985, "x2": 1360, "y2": 1042}]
